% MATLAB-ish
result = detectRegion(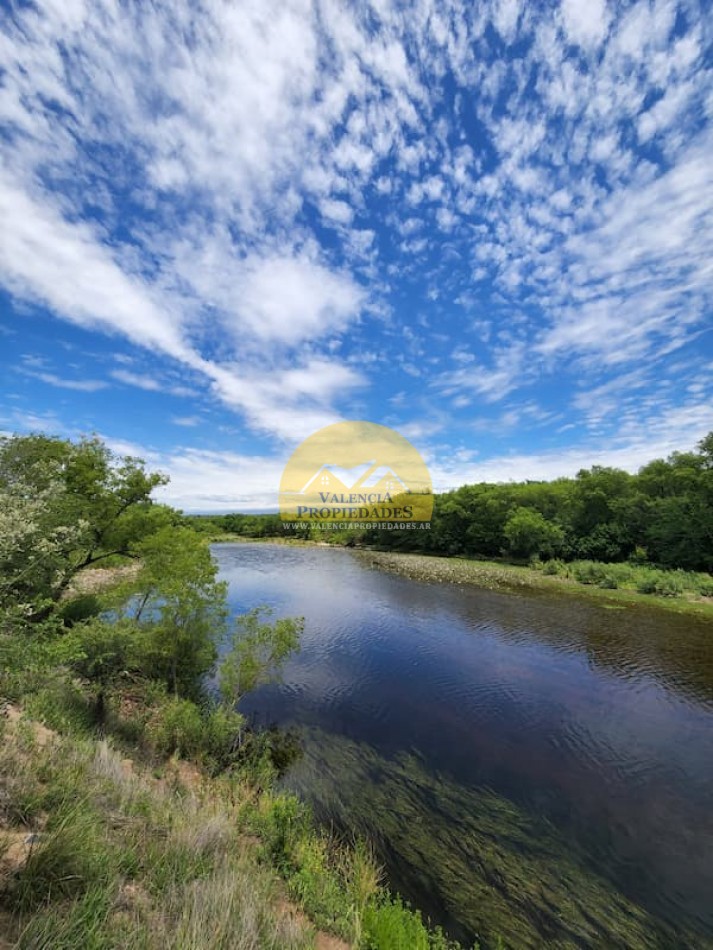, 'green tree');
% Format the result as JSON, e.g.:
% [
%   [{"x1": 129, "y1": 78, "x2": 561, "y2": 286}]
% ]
[
  {"x1": 64, "y1": 618, "x2": 142, "y2": 724},
  {"x1": 0, "y1": 434, "x2": 170, "y2": 619},
  {"x1": 219, "y1": 607, "x2": 302, "y2": 707},
  {"x1": 0, "y1": 474, "x2": 91, "y2": 625},
  {"x1": 120, "y1": 526, "x2": 229, "y2": 697},
  {"x1": 504, "y1": 507, "x2": 564, "y2": 559}
]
